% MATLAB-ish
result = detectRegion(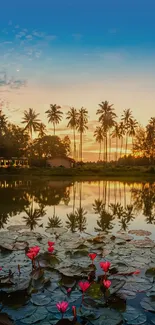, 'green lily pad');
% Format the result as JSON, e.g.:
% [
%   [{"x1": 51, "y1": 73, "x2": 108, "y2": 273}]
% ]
[
  {"x1": 20, "y1": 307, "x2": 48, "y2": 324},
  {"x1": 86, "y1": 283, "x2": 103, "y2": 300},
  {"x1": 140, "y1": 296, "x2": 155, "y2": 312},
  {"x1": 2, "y1": 304, "x2": 37, "y2": 321},
  {"x1": 91, "y1": 308, "x2": 122, "y2": 325},
  {"x1": 123, "y1": 306, "x2": 147, "y2": 324},
  {"x1": 31, "y1": 294, "x2": 51, "y2": 306}
]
